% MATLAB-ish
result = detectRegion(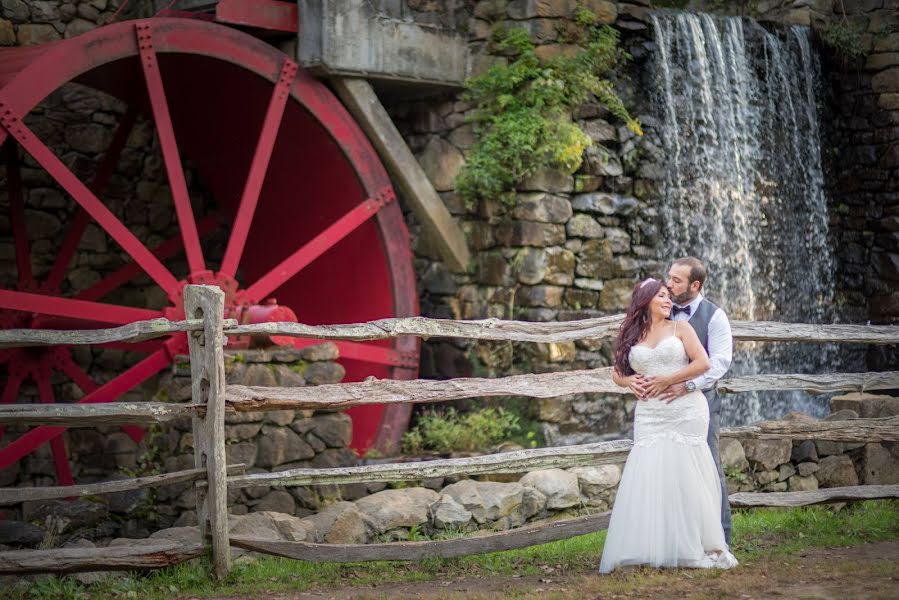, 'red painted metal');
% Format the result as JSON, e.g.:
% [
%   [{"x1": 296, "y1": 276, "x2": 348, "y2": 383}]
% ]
[
  {"x1": 221, "y1": 58, "x2": 297, "y2": 278},
  {"x1": 245, "y1": 188, "x2": 396, "y2": 303},
  {"x1": 0, "y1": 100, "x2": 181, "y2": 295},
  {"x1": 44, "y1": 108, "x2": 139, "y2": 293},
  {"x1": 0, "y1": 17, "x2": 420, "y2": 466},
  {"x1": 0, "y1": 348, "x2": 171, "y2": 470},
  {"x1": 136, "y1": 23, "x2": 205, "y2": 276},
  {"x1": 4, "y1": 141, "x2": 32, "y2": 288},
  {"x1": 215, "y1": 0, "x2": 299, "y2": 33},
  {"x1": 288, "y1": 338, "x2": 418, "y2": 368},
  {"x1": 0, "y1": 290, "x2": 161, "y2": 325}
]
